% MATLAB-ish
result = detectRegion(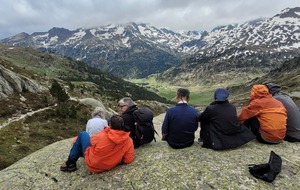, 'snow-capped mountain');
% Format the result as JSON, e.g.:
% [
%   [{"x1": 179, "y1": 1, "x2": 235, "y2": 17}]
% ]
[
  {"x1": 1, "y1": 22, "x2": 202, "y2": 78},
  {"x1": 1, "y1": 7, "x2": 300, "y2": 82},
  {"x1": 199, "y1": 7, "x2": 300, "y2": 55},
  {"x1": 159, "y1": 7, "x2": 300, "y2": 85}
]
